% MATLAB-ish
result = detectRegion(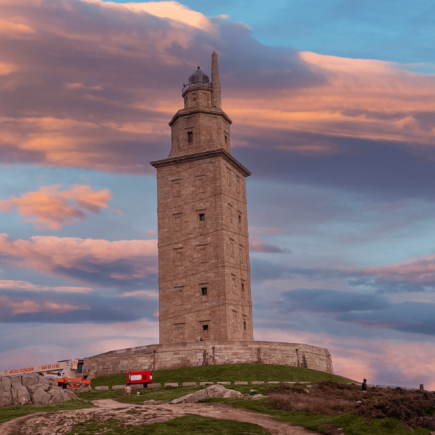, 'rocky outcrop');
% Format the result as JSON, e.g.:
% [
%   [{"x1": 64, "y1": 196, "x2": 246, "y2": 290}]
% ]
[
  {"x1": 0, "y1": 376, "x2": 13, "y2": 406},
  {"x1": 170, "y1": 384, "x2": 265, "y2": 404},
  {"x1": 0, "y1": 373, "x2": 78, "y2": 407}
]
